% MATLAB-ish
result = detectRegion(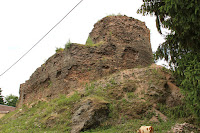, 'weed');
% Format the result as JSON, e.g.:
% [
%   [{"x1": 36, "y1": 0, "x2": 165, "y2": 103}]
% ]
[
  {"x1": 157, "y1": 103, "x2": 193, "y2": 119},
  {"x1": 127, "y1": 92, "x2": 138, "y2": 99},
  {"x1": 122, "y1": 80, "x2": 137, "y2": 92},
  {"x1": 55, "y1": 47, "x2": 64, "y2": 53},
  {"x1": 161, "y1": 66, "x2": 171, "y2": 73},
  {"x1": 85, "y1": 83, "x2": 96, "y2": 96},
  {"x1": 0, "y1": 93, "x2": 81, "y2": 133},
  {"x1": 144, "y1": 111, "x2": 156, "y2": 119},
  {"x1": 85, "y1": 36, "x2": 105, "y2": 47},
  {"x1": 109, "y1": 78, "x2": 117, "y2": 85},
  {"x1": 151, "y1": 68, "x2": 158, "y2": 75},
  {"x1": 55, "y1": 92, "x2": 81, "y2": 107},
  {"x1": 83, "y1": 119, "x2": 176, "y2": 133},
  {"x1": 65, "y1": 39, "x2": 72, "y2": 49},
  {"x1": 85, "y1": 36, "x2": 94, "y2": 46},
  {"x1": 106, "y1": 13, "x2": 123, "y2": 17},
  {"x1": 48, "y1": 80, "x2": 53, "y2": 87}
]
